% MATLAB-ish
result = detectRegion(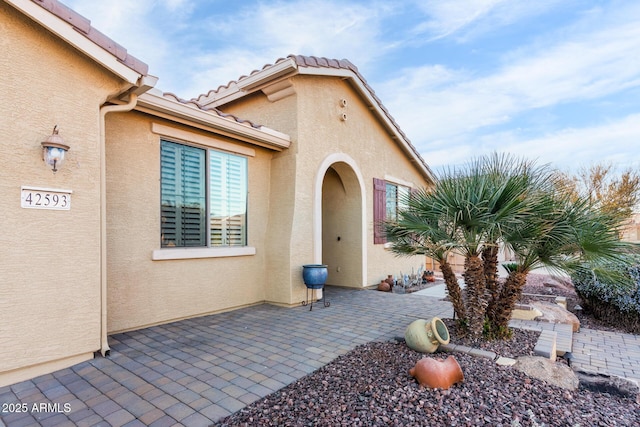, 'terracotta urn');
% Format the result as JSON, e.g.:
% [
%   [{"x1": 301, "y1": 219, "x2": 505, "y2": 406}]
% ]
[
  {"x1": 409, "y1": 355, "x2": 464, "y2": 389},
  {"x1": 385, "y1": 275, "x2": 395, "y2": 288},
  {"x1": 422, "y1": 270, "x2": 436, "y2": 282},
  {"x1": 404, "y1": 317, "x2": 450, "y2": 353},
  {"x1": 378, "y1": 280, "x2": 390, "y2": 292}
]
